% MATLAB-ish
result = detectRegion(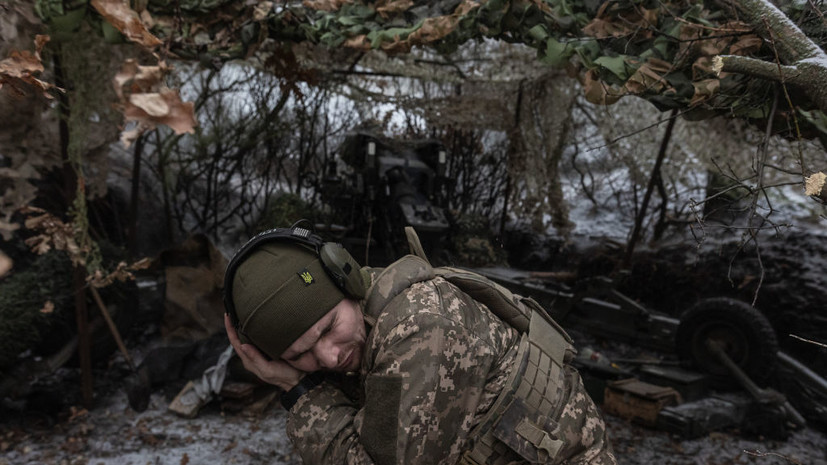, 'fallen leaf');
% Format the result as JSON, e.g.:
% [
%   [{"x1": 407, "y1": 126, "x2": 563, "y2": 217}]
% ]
[{"x1": 69, "y1": 406, "x2": 89, "y2": 422}]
